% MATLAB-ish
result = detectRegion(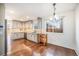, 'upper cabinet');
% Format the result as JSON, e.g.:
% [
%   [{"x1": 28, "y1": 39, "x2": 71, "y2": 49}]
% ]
[
  {"x1": 6, "y1": 17, "x2": 43, "y2": 34},
  {"x1": 33, "y1": 17, "x2": 42, "y2": 34},
  {"x1": 7, "y1": 20, "x2": 34, "y2": 34},
  {"x1": 24, "y1": 20, "x2": 34, "y2": 33}
]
